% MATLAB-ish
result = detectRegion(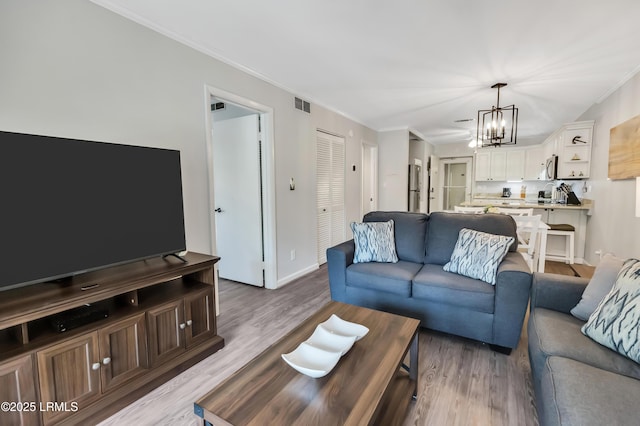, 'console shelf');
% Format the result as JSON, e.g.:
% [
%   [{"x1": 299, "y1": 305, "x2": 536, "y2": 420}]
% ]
[{"x1": 0, "y1": 252, "x2": 223, "y2": 425}]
